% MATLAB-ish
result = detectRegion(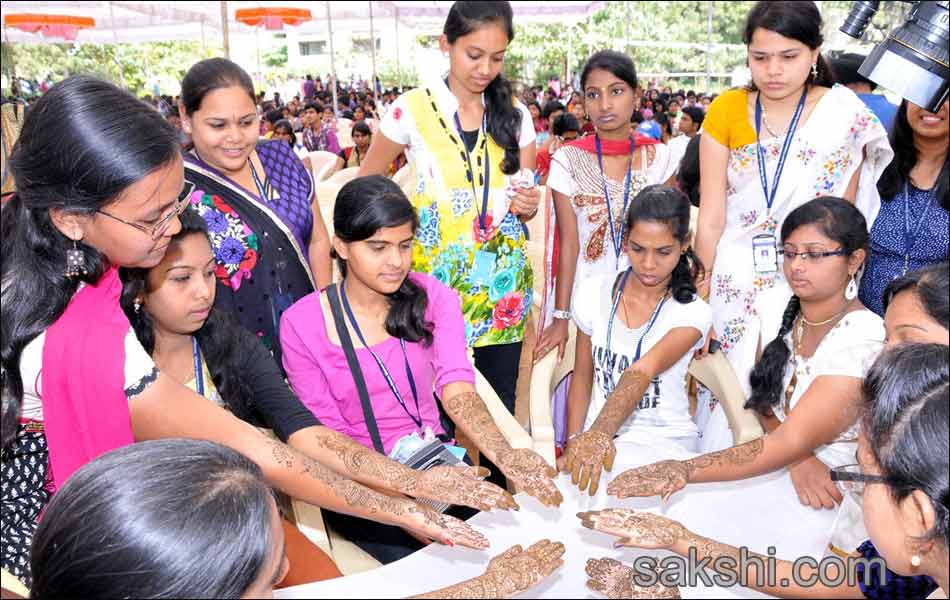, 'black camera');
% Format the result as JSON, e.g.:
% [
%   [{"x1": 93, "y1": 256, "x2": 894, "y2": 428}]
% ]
[{"x1": 840, "y1": 1, "x2": 949, "y2": 112}]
